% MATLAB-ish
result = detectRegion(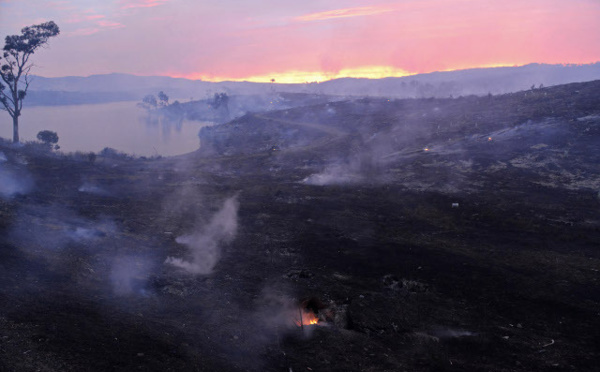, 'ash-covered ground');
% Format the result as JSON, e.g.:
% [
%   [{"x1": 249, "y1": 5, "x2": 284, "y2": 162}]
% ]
[{"x1": 1, "y1": 80, "x2": 599, "y2": 372}]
